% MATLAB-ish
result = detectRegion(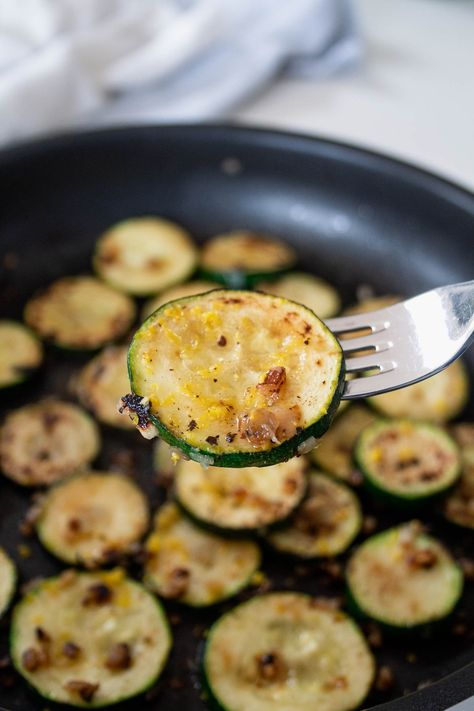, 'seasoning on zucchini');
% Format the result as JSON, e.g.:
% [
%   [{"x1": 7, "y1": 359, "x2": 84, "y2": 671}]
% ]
[
  {"x1": 0, "y1": 320, "x2": 43, "y2": 389},
  {"x1": 0, "y1": 401, "x2": 100, "y2": 486},
  {"x1": 76, "y1": 346, "x2": 135, "y2": 429},
  {"x1": 346, "y1": 522, "x2": 463, "y2": 630},
  {"x1": 258, "y1": 272, "x2": 341, "y2": 319},
  {"x1": 310, "y1": 405, "x2": 376, "y2": 482},
  {"x1": 175, "y1": 457, "x2": 307, "y2": 533},
  {"x1": 443, "y1": 423, "x2": 474, "y2": 529},
  {"x1": 355, "y1": 419, "x2": 461, "y2": 508},
  {"x1": 266, "y1": 471, "x2": 362, "y2": 557},
  {"x1": 369, "y1": 359, "x2": 469, "y2": 422},
  {"x1": 144, "y1": 502, "x2": 260, "y2": 606},
  {"x1": 203, "y1": 592, "x2": 375, "y2": 711},
  {"x1": 0, "y1": 546, "x2": 16, "y2": 618},
  {"x1": 93, "y1": 217, "x2": 198, "y2": 296},
  {"x1": 24, "y1": 276, "x2": 136, "y2": 350},
  {"x1": 142, "y1": 279, "x2": 219, "y2": 320},
  {"x1": 11, "y1": 569, "x2": 171, "y2": 707},
  {"x1": 127, "y1": 289, "x2": 344, "y2": 467},
  {"x1": 200, "y1": 231, "x2": 297, "y2": 288},
  {"x1": 36, "y1": 472, "x2": 149, "y2": 567}
]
